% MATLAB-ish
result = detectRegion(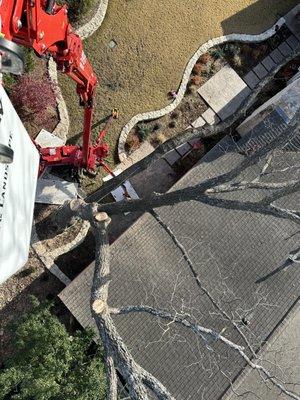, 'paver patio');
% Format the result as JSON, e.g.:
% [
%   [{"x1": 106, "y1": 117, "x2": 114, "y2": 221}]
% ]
[{"x1": 198, "y1": 64, "x2": 251, "y2": 121}]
